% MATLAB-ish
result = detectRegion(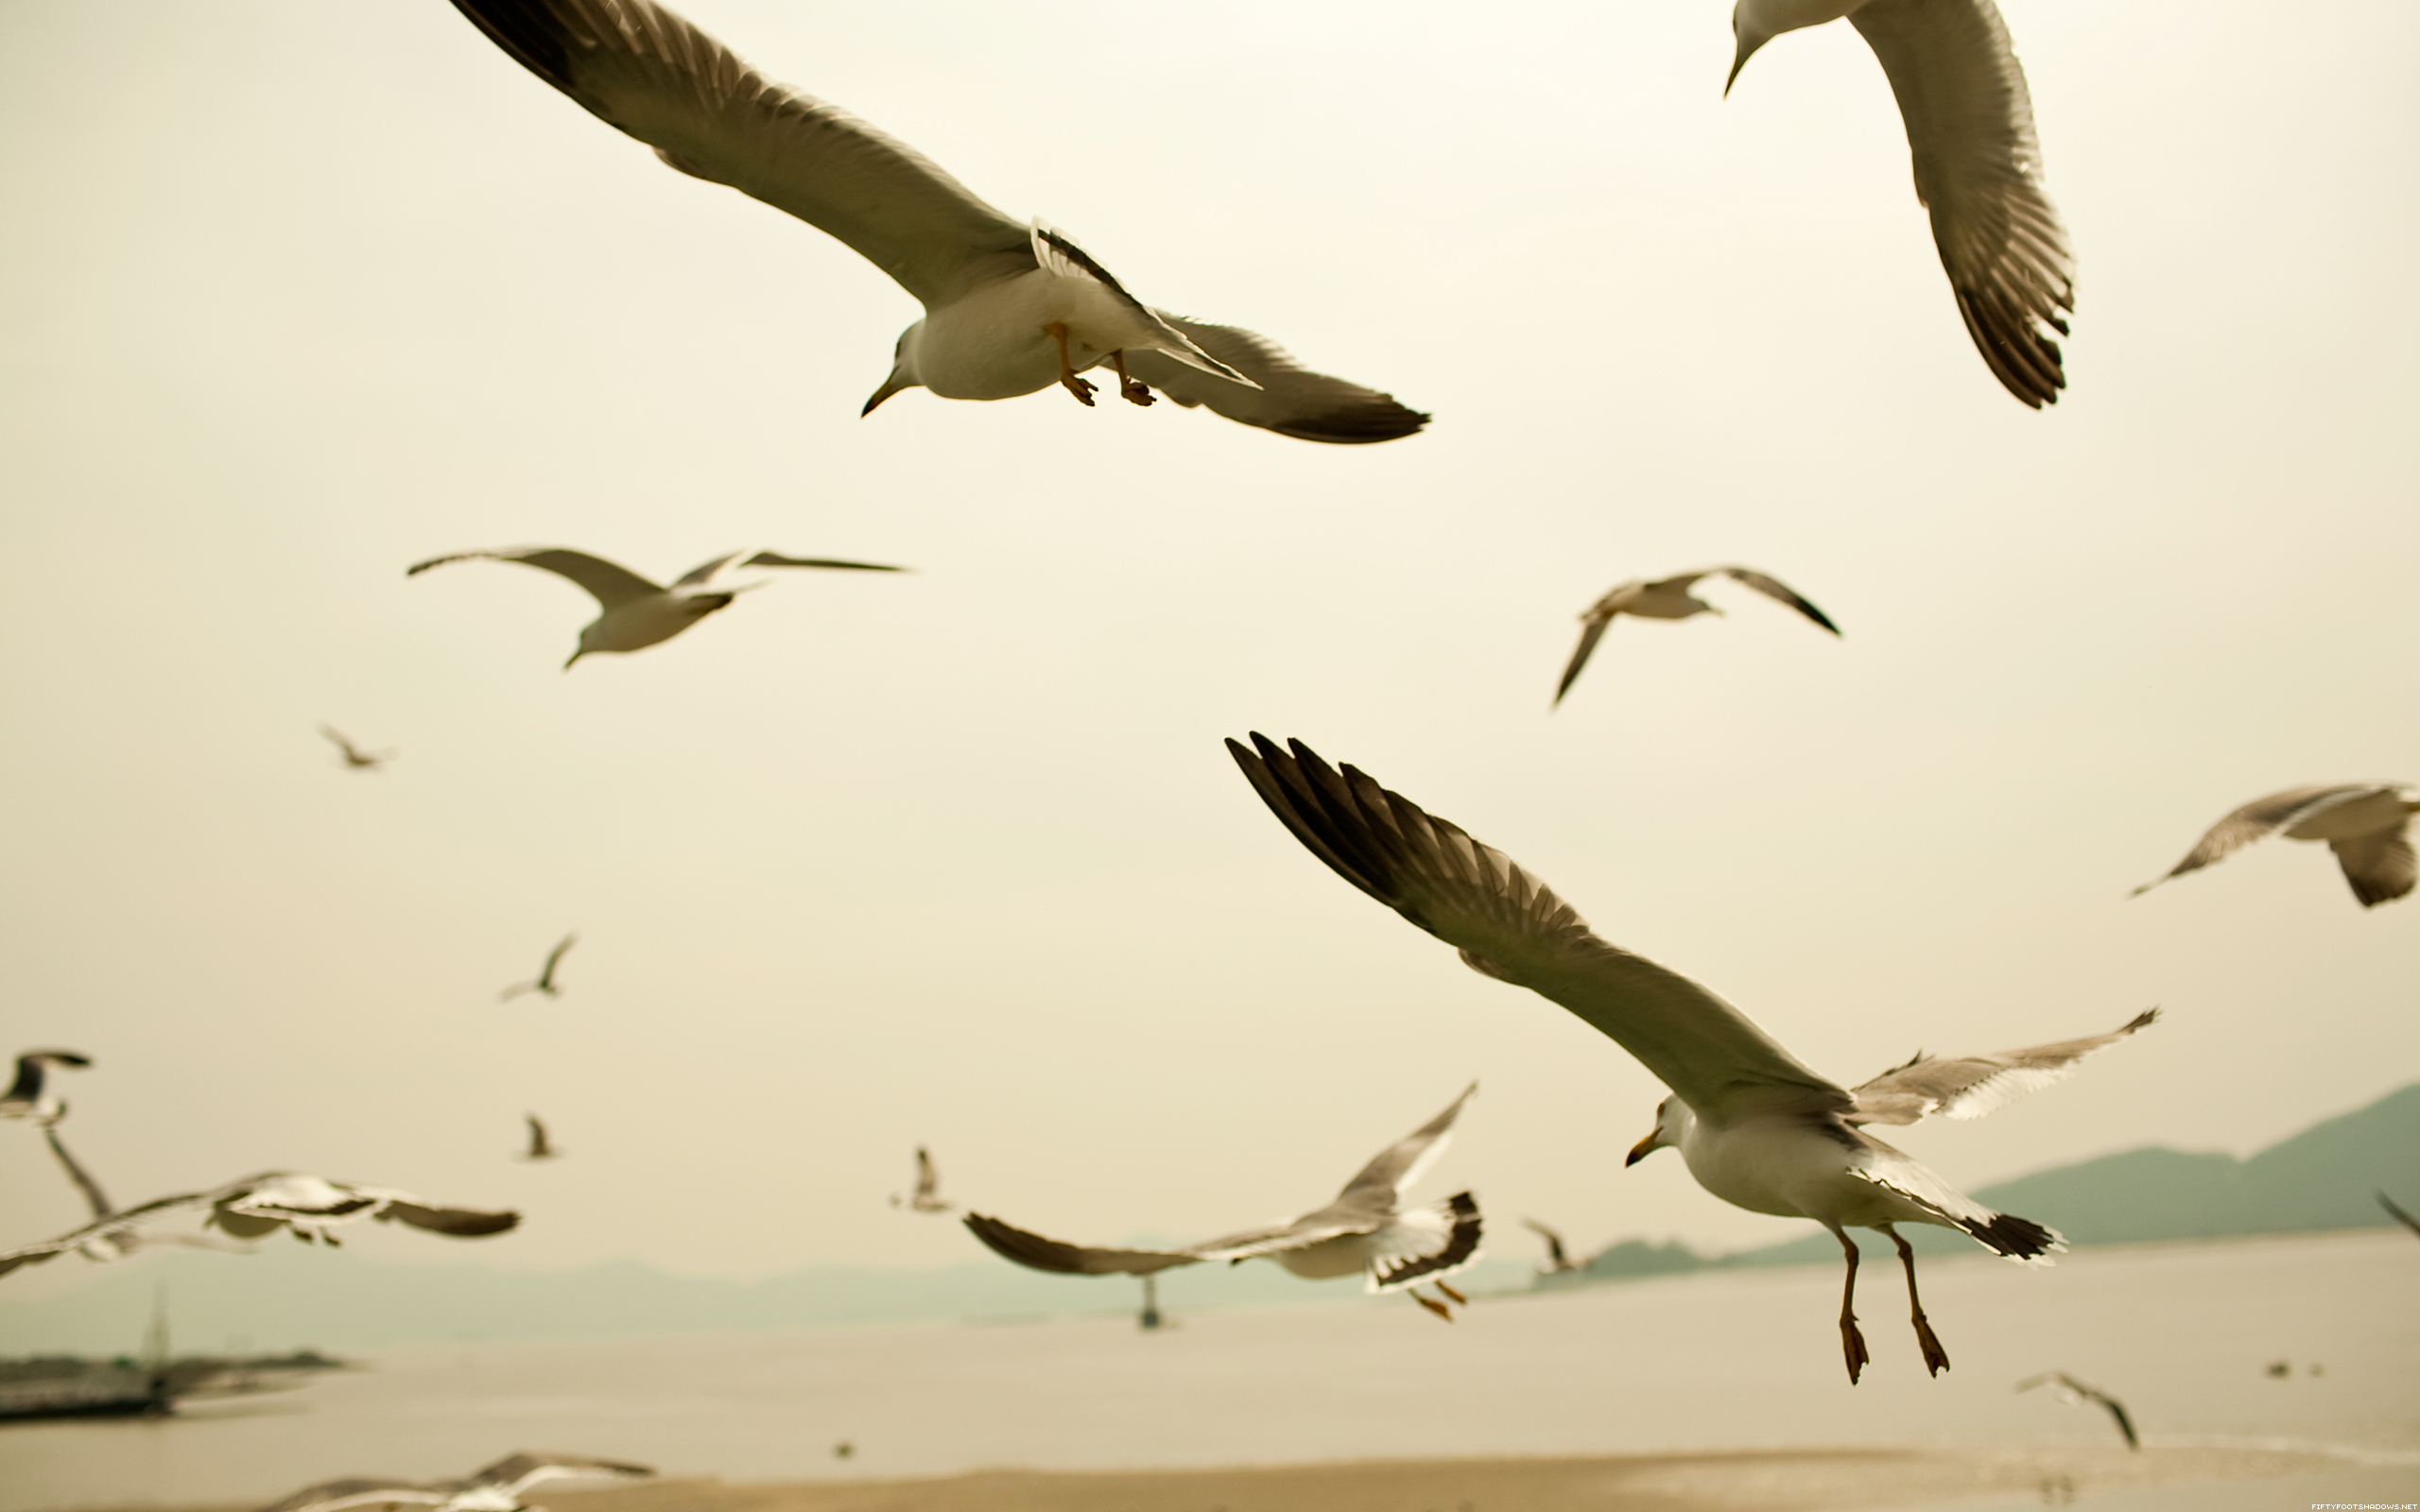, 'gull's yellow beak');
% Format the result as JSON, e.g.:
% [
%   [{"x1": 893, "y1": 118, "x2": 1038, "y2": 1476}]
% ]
[
  {"x1": 1626, "y1": 1129, "x2": 1660, "y2": 1167},
  {"x1": 861, "y1": 369, "x2": 913, "y2": 416}
]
